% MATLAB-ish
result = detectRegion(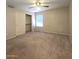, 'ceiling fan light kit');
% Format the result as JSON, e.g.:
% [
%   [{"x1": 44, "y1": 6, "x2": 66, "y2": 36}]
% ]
[
  {"x1": 36, "y1": 2, "x2": 41, "y2": 6},
  {"x1": 29, "y1": 1, "x2": 49, "y2": 9}
]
